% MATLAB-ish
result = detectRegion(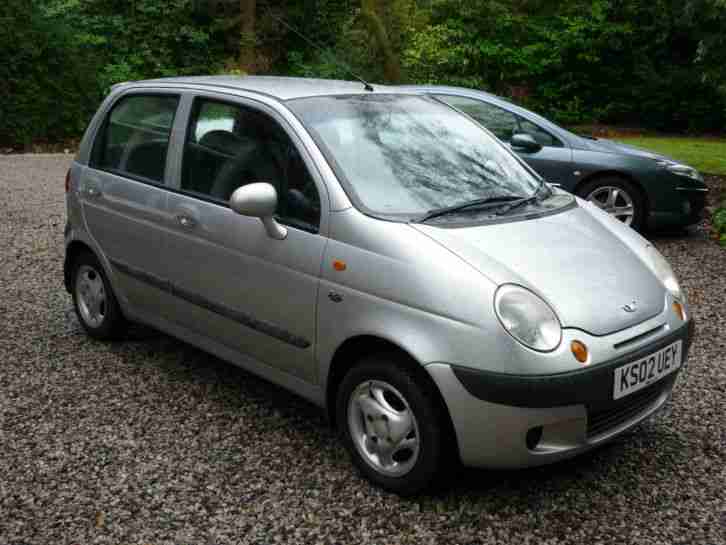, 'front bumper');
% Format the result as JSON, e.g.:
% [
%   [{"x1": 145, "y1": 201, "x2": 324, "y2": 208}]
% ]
[
  {"x1": 427, "y1": 320, "x2": 695, "y2": 469},
  {"x1": 648, "y1": 184, "x2": 708, "y2": 229}
]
